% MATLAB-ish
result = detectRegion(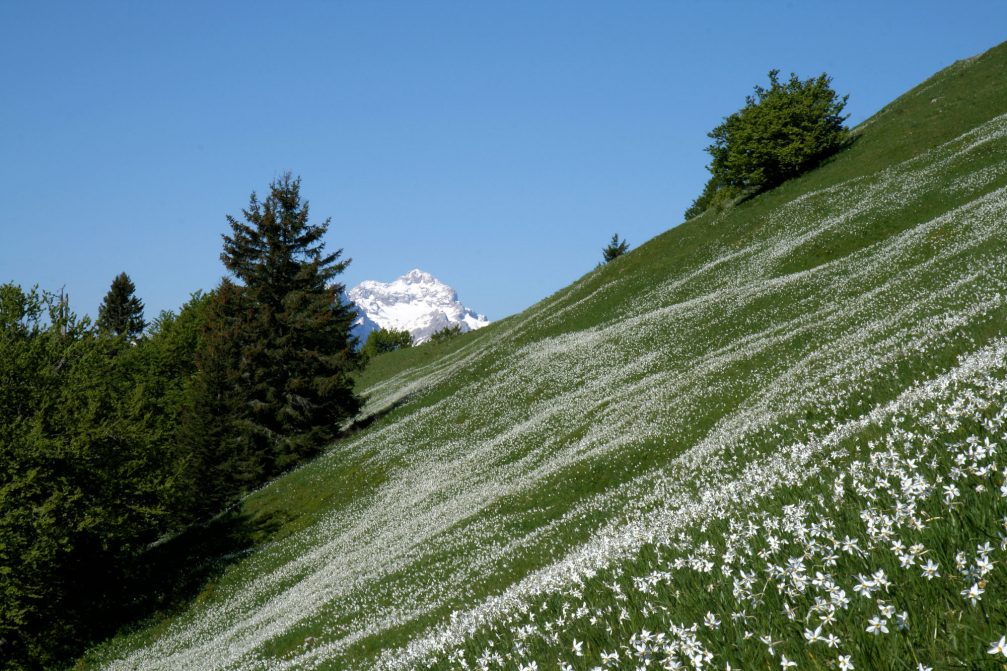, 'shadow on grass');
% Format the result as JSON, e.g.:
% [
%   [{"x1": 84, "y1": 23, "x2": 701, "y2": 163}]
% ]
[
  {"x1": 341, "y1": 394, "x2": 413, "y2": 438},
  {"x1": 117, "y1": 508, "x2": 285, "y2": 624},
  {"x1": 731, "y1": 134, "x2": 863, "y2": 208},
  {"x1": 64, "y1": 507, "x2": 287, "y2": 669}
]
